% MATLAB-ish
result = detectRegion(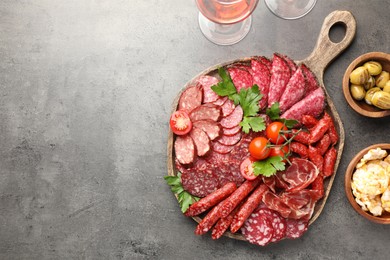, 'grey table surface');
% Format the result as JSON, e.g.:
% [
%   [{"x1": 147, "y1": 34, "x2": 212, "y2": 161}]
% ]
[{"x1": 1, "y1": 0, "x2": 390, "y2": 259}]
